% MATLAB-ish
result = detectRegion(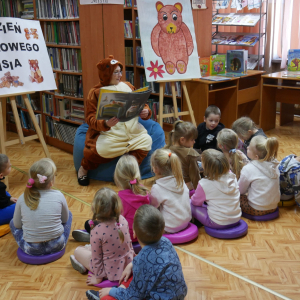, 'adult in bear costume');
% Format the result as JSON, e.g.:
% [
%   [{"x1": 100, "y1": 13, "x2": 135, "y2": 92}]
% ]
[{"x1": 77, "y1": 55, "x2": 152, "y2": 186}]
